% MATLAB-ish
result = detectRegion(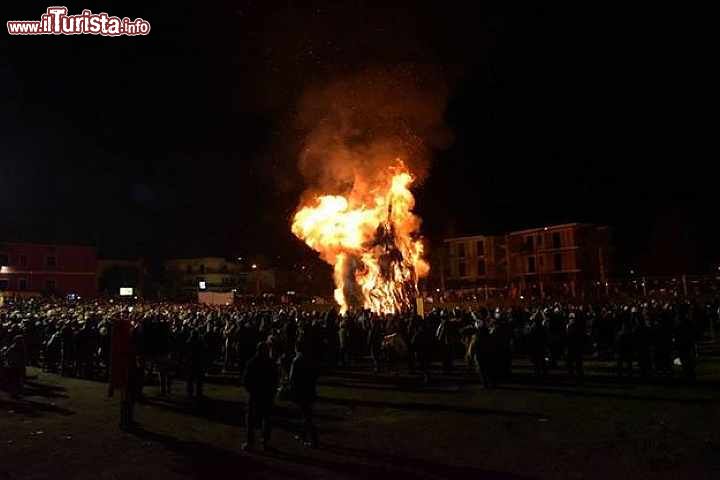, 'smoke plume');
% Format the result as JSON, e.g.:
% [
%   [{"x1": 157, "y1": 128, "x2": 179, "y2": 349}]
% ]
[{"x1": 294, "y1": 65, "x2": 451, "y2": 202}]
